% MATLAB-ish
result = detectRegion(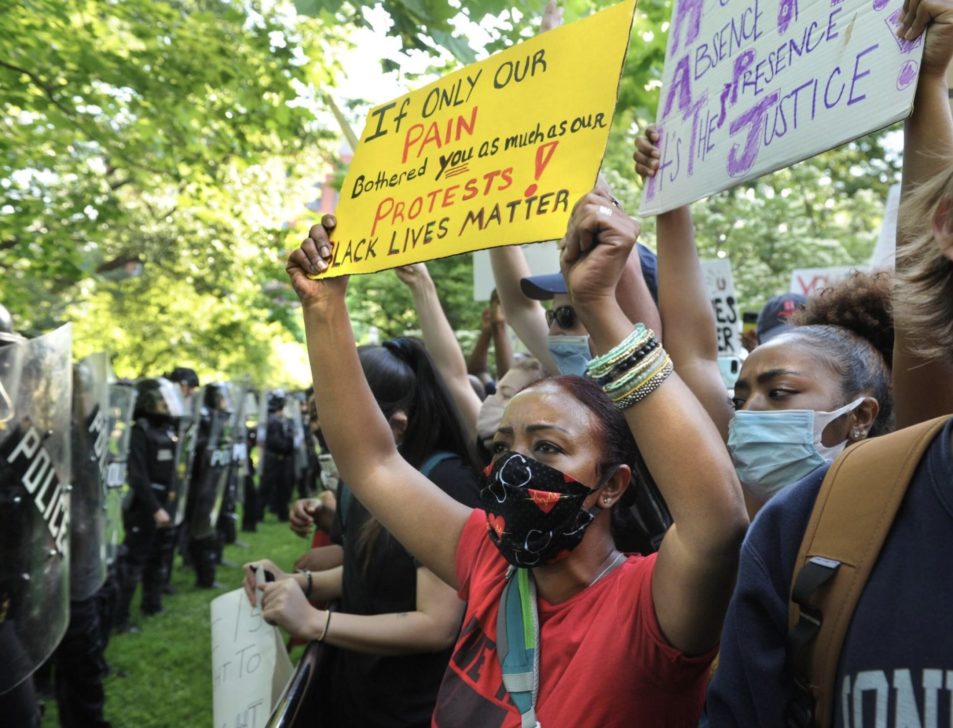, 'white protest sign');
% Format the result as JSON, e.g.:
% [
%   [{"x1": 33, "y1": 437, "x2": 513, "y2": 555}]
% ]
[
  {"x1": 789, "y1": 265, "x2": 863, "y2": 296},
  {"x1": 211, "y1": 588, "x2": 293, "y2": 728},
  {"x1": 870, "y1": 182, "x2": 900, "y2": 269},
  {"x1": 702, "y1": 258, "x2": 741, "y2": 356},
  {"x1": 472, "y1": 241, "x2": 560, "y2": 301},
  {"x1": 641, "y1": 0, "x2": 923, "y2": 215}
]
